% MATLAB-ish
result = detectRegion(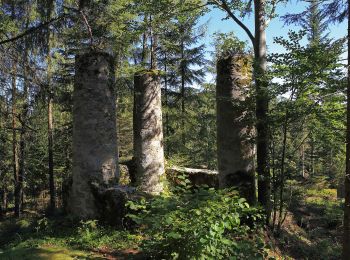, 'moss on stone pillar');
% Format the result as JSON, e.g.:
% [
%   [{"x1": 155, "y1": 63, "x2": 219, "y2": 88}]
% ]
[
  {"x1": 216, "y1": 54, "x2": 256, "y2": 204},
  {"x1": 69, "y1": 51, "x2": 119, "y2": 219}
]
